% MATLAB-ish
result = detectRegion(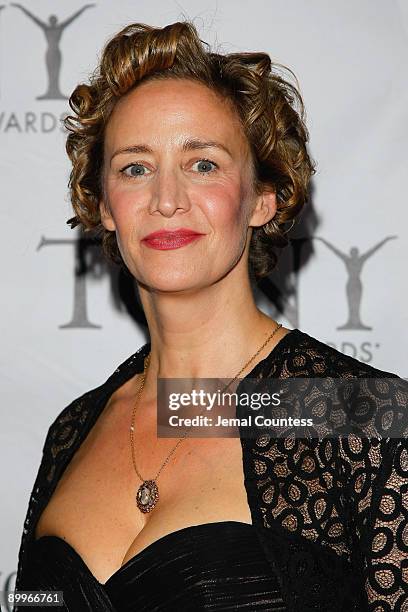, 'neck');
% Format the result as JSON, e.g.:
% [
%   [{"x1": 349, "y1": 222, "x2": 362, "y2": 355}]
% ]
[{"x1": 137, "y1": 267, "x2": 285, "y2": 396}]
